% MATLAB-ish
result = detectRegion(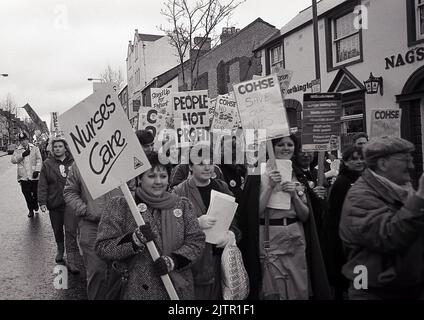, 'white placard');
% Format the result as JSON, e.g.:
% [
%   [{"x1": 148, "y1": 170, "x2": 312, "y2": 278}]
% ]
[{"x1": 59, "y1": 84, "x2": 150, "y2": 199}]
